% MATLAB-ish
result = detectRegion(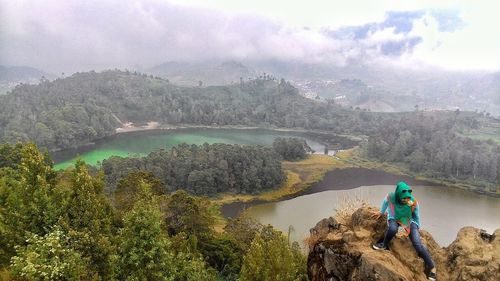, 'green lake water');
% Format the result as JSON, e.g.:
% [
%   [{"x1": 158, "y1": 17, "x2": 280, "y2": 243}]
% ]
[{"x1": 53, "y1": 128, "x2": 325, "y2": 170}]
